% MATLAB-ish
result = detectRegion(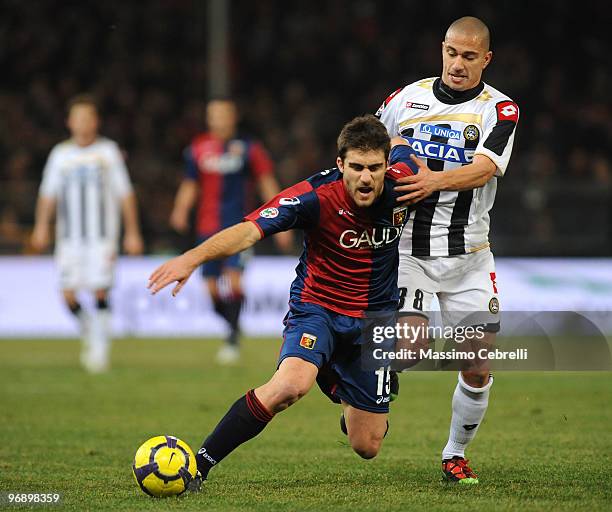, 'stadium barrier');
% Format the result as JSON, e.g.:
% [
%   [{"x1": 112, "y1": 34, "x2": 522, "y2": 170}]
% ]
[{"x1": 0, "y1": 256, "x2": 611, "y2": 338}]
